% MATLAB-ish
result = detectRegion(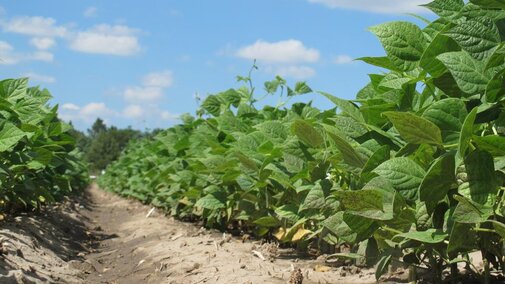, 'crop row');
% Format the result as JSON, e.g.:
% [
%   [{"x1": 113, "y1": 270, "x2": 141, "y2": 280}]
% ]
[
  {"x1": 0, "y1": 78, "x2": 88, "y2": 215},
  {"x1": 99, "y1": 1, "x2": 505, "y2": 282}
]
